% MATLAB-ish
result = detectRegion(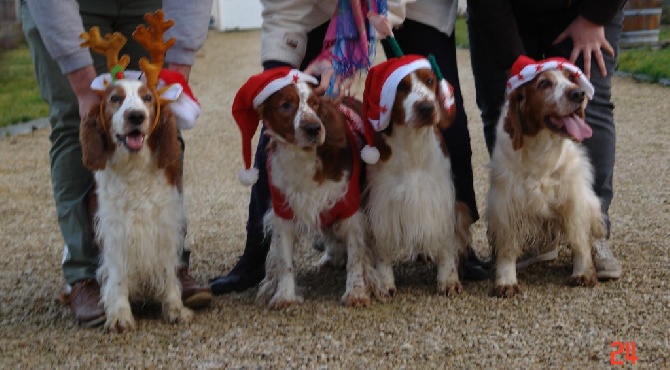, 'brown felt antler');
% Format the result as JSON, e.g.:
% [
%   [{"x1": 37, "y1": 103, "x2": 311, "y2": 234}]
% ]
[
  {"x1": 80, "y1": 27, "x2": 130, "y2": 73},
  {"x1": 133, "y1": 9, "x2": 176, "y2": 92}
]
